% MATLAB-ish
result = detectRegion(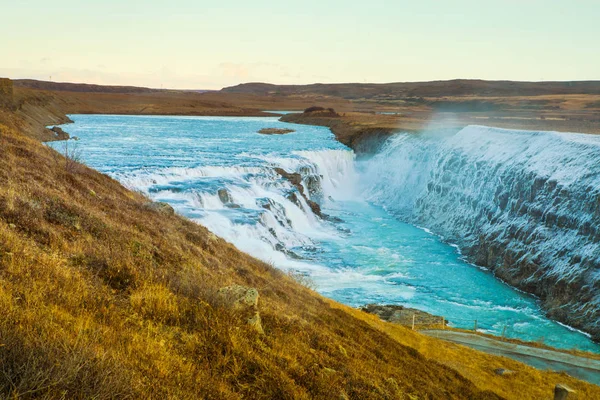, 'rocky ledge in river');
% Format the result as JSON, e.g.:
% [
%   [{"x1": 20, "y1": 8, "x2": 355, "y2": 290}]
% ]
[
  {"x1": 49, "y1": 126, "x2": 70, "y2": 141},
  {"x1": 360, "y1": 304, "x2": 446, "y2": 327},
  {"x1": 258, "y1": 128, "x2": 295, "y2": 135},
  {"x1": 273, "y1": 167, "x2": 323, "y2": 218}
]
